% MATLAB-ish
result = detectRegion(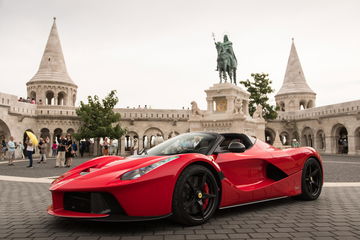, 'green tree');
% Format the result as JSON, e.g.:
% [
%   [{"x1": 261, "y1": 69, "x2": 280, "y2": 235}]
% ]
[
  {"x1": 240, "y1": 73, "x2": 278, "y2": 120},
  {"x1": 74, "y1": 90, "x2": 126, "y2": 154}
]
